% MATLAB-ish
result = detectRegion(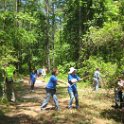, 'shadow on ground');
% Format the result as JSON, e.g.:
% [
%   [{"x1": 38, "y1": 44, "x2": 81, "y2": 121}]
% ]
[
  {"x1": 0, "y1": 113, "x2": 41, "y2": 124},
  {"x1": 101, "y1": 108, "x2": 124, "y2": 124}
]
